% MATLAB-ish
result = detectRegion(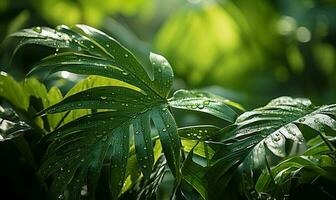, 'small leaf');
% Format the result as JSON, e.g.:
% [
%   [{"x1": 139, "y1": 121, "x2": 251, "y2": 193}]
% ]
[
  {"x1": 0, "y1": 106, "x2": 30, "y2": 141},
  {"x1": 0, "y1": 71, "x2": 29, "y2": 110}
]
